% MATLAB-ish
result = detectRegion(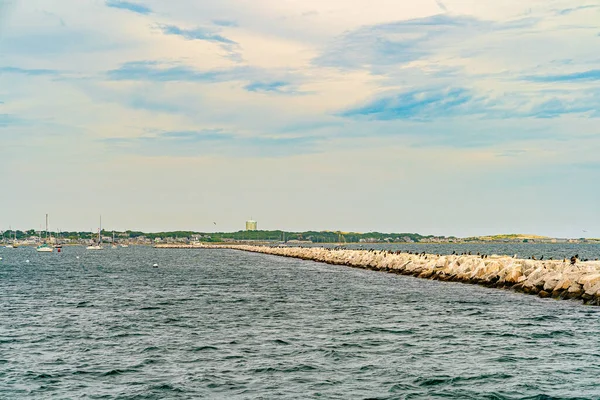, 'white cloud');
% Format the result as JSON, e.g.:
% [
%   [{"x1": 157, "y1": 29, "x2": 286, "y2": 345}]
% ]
[{"x1": 2, "y1": 0, "x2": 600, "y2": 235}]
